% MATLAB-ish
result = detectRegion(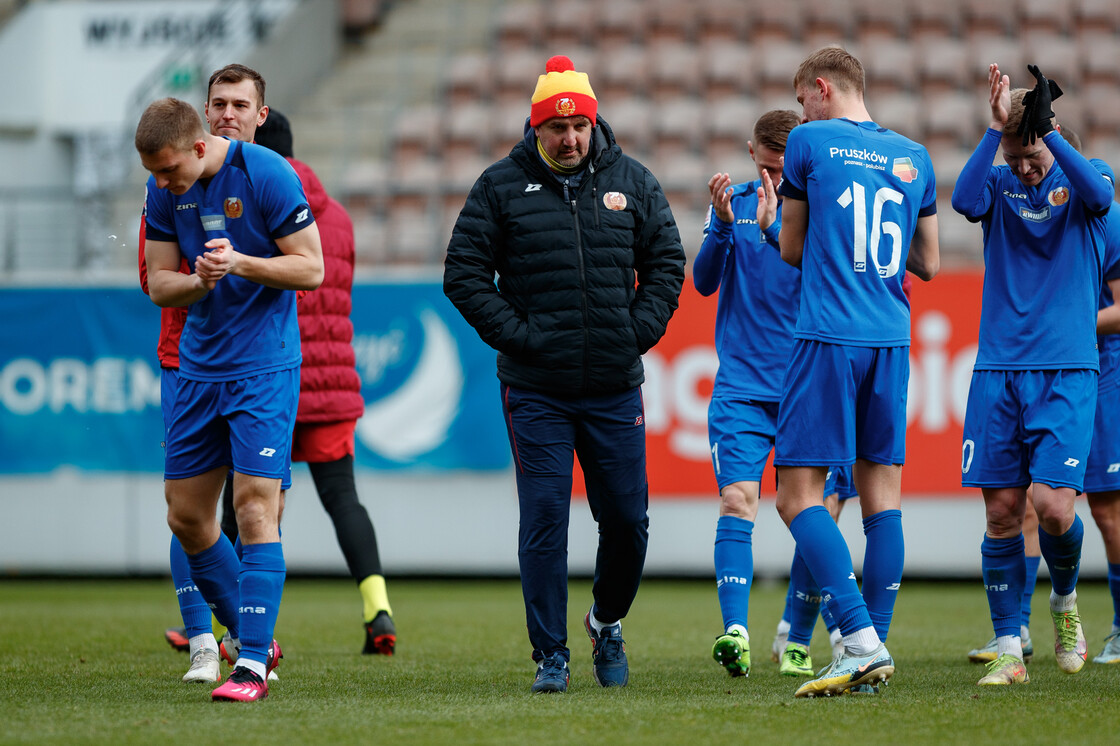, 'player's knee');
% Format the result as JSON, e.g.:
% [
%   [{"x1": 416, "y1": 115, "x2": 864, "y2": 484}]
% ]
[
  {"x1": 719, "y1": 482, "x2": 758, "y2": 518},
  {"x1": 166, "y1": 506, "x2": 206, "y2": 544},
  {"x1": 1089, "y1": 493, "x2": 1120, "y2": 537}
]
